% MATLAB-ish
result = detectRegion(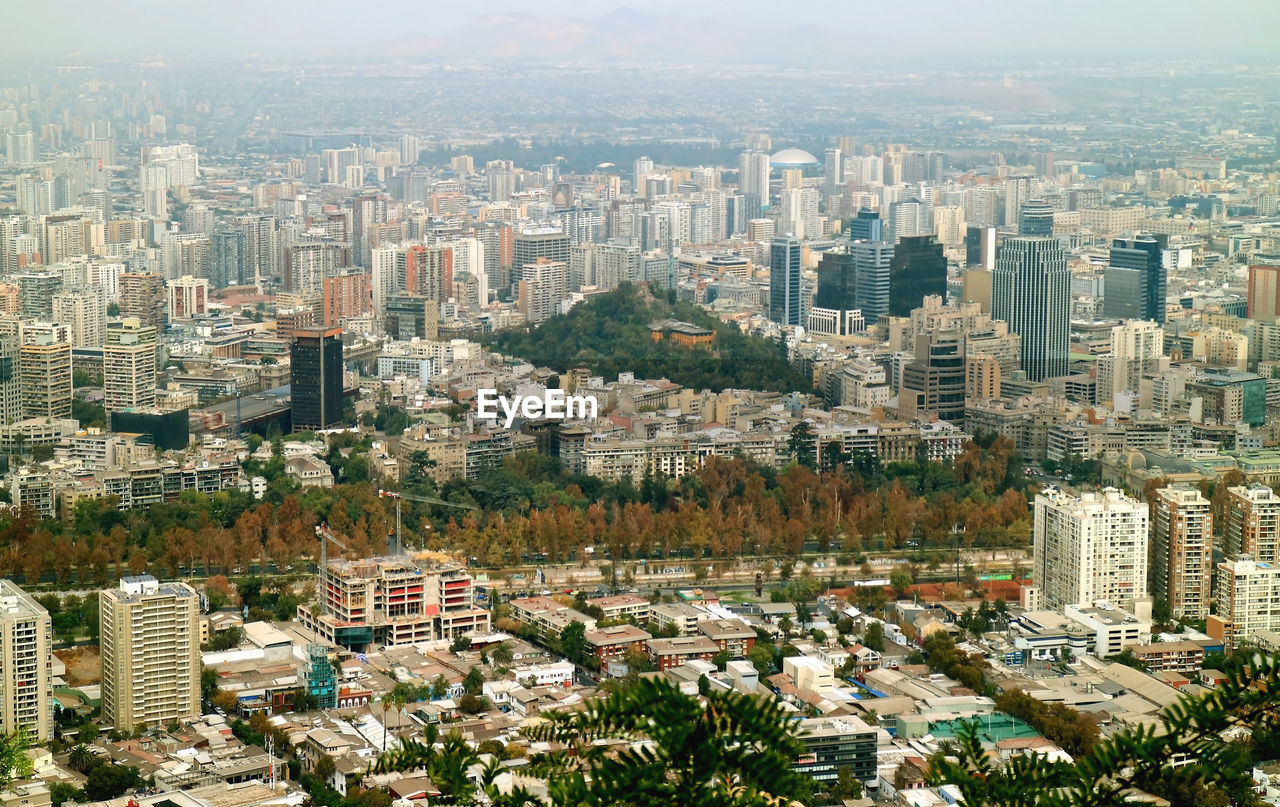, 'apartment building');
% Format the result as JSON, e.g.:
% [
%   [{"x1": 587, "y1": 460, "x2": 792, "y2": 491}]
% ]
[
  {"x1": 0, "y1": 581, "x2": 52, "y2": 741},
  {"x1": 1152, "y1": 486, "x2": 1213, "y2": 620},
  {"x1": 100, "y1": 576, "x2": 200, "y2": 729}
]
